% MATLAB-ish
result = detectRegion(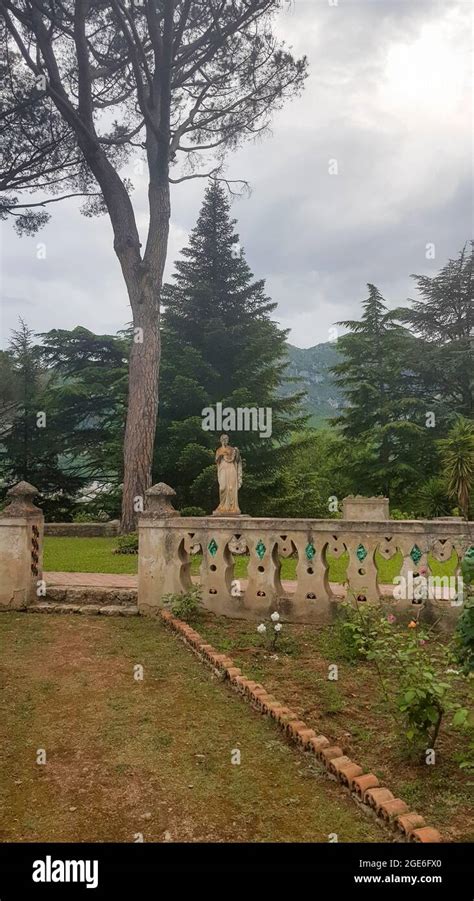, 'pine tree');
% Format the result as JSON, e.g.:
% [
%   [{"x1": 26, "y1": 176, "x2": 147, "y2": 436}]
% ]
[
  {"x1": 395, "y1": 243, "x2": 473, "y2": 423},
  {"x1": 39, "y1": 326, "x2": 128, "y2": 497},
  {"x1": 38, "y1": 326, "x2": 131, "y2": 518},
  {"x1": 331, "y1": 285, "x2": 432, "y2": 501},
  {"x1": 157, "y1": 183, "x2": 305, "y2": 514},
  {"x1": 0, "y1": 321, "x2": 84, "y2": 518}
]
